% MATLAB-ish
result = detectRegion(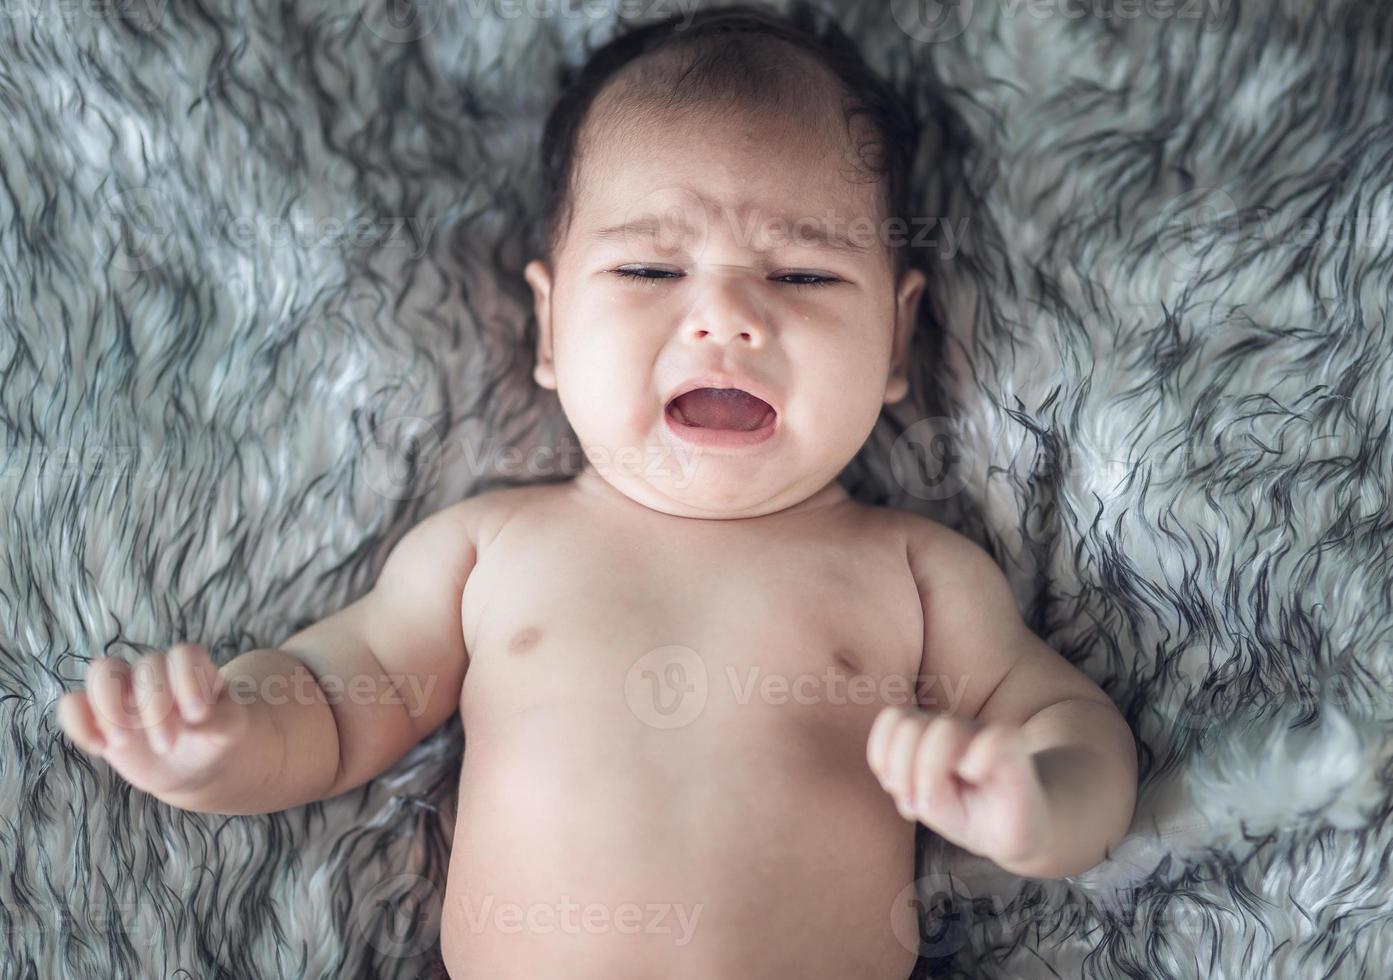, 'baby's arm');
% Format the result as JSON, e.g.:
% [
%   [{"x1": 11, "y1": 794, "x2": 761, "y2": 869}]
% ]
[
  {"x1": 56, "y1": 500, "x2": 477, "y2": 815},
  {"x1": 867, "y1": 521, "x2": 1137, "y2": 878}
]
